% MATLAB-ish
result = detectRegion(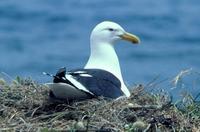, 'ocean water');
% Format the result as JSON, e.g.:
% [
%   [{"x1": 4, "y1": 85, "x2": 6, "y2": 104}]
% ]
[{"x1": 0, "y1": 0, "x2": 200, "y2": 97}]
